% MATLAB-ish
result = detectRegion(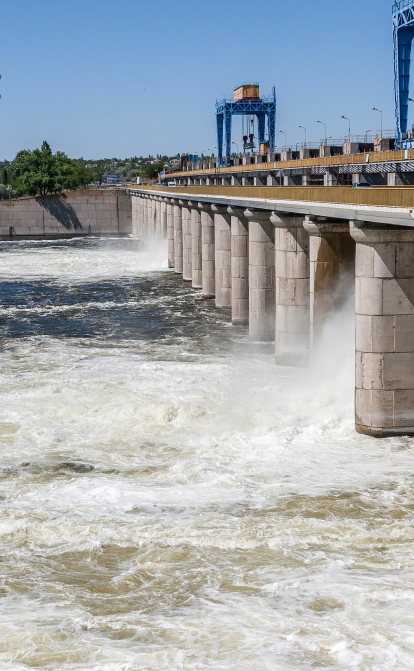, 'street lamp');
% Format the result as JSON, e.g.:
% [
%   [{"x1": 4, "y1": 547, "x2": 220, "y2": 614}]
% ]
[
  {"x1": 232, "y1": 141, "x2": 239, "y2": 154},
  {"x1": 316, "y1": 119, "x2": 327, "y2": 143},
  {"x1": 298, "y1": 125, "x2": 307, "y2": 147},
  {"x1": 365, "y1": 129, "x2": 372, "y2": 143},
  {"x1": 278, "y1": 129, "x2": 287, "y2": 148},
  {"x1": 341, "y1": 115, "x2": 351, "y2": 140},
  {"x1": 372, "y1": 107, "x2": 383, "y2": 139}
]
